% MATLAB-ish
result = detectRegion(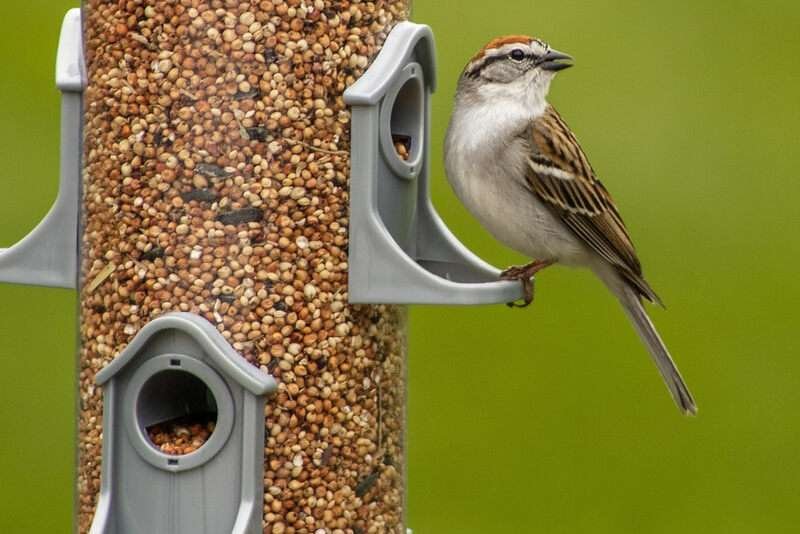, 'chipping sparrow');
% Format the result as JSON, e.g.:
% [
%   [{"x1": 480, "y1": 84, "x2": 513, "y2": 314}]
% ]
[{"x1": 444, "y1": 35, "x2": 696, "y2": 414}]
